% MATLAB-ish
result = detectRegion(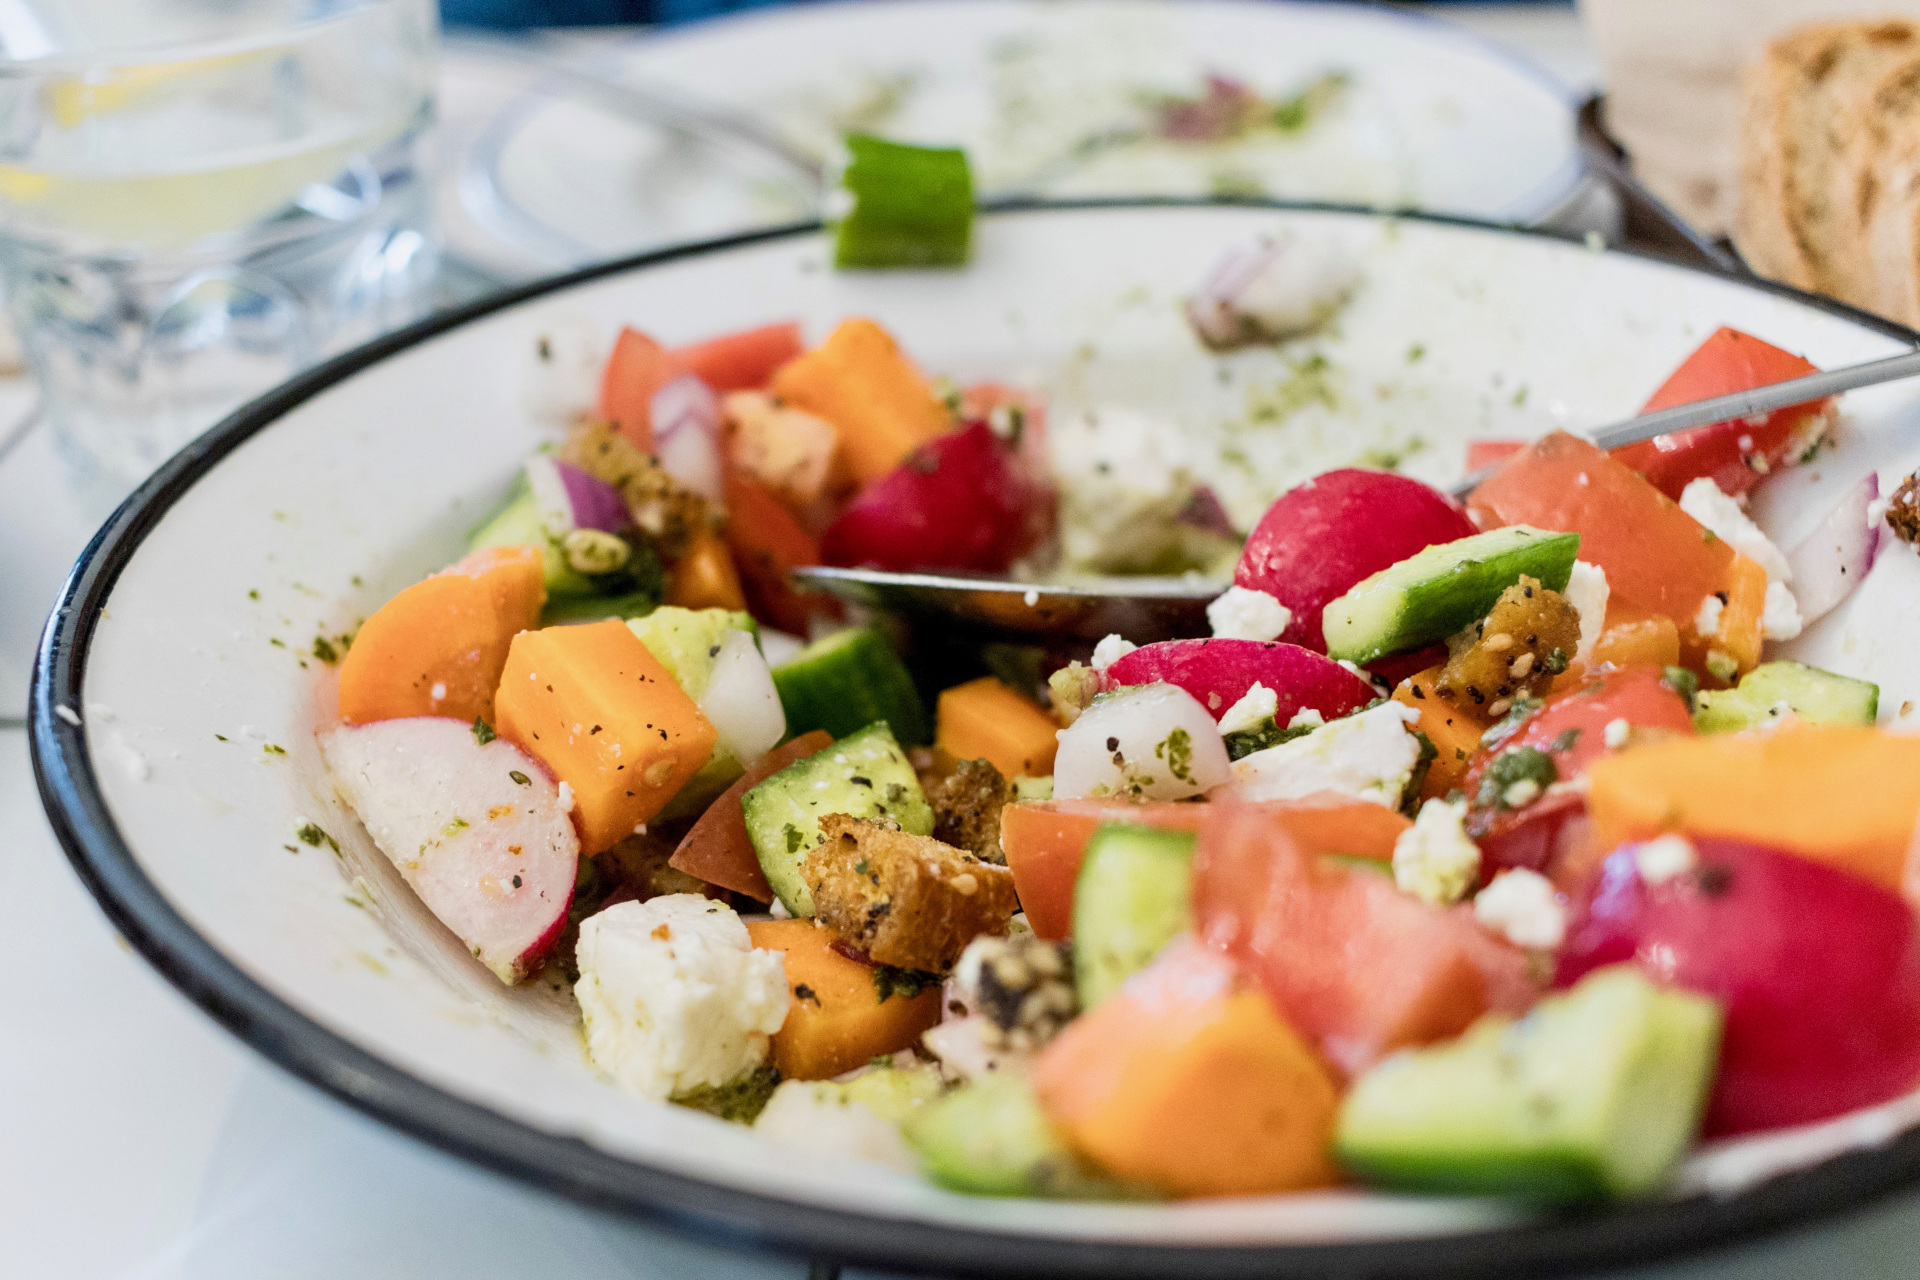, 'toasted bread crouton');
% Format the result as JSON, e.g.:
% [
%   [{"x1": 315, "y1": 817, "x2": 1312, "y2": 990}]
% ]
[
  {"x1": 805, "y1": 815, "x2": 1019, "y2": 972},
  {"x1": 924, "y1": 756, "x2": 1012, "y2": 864},
  {"x1": 1435, "y1": 575, "x2": 1579, "y2": 720}
]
